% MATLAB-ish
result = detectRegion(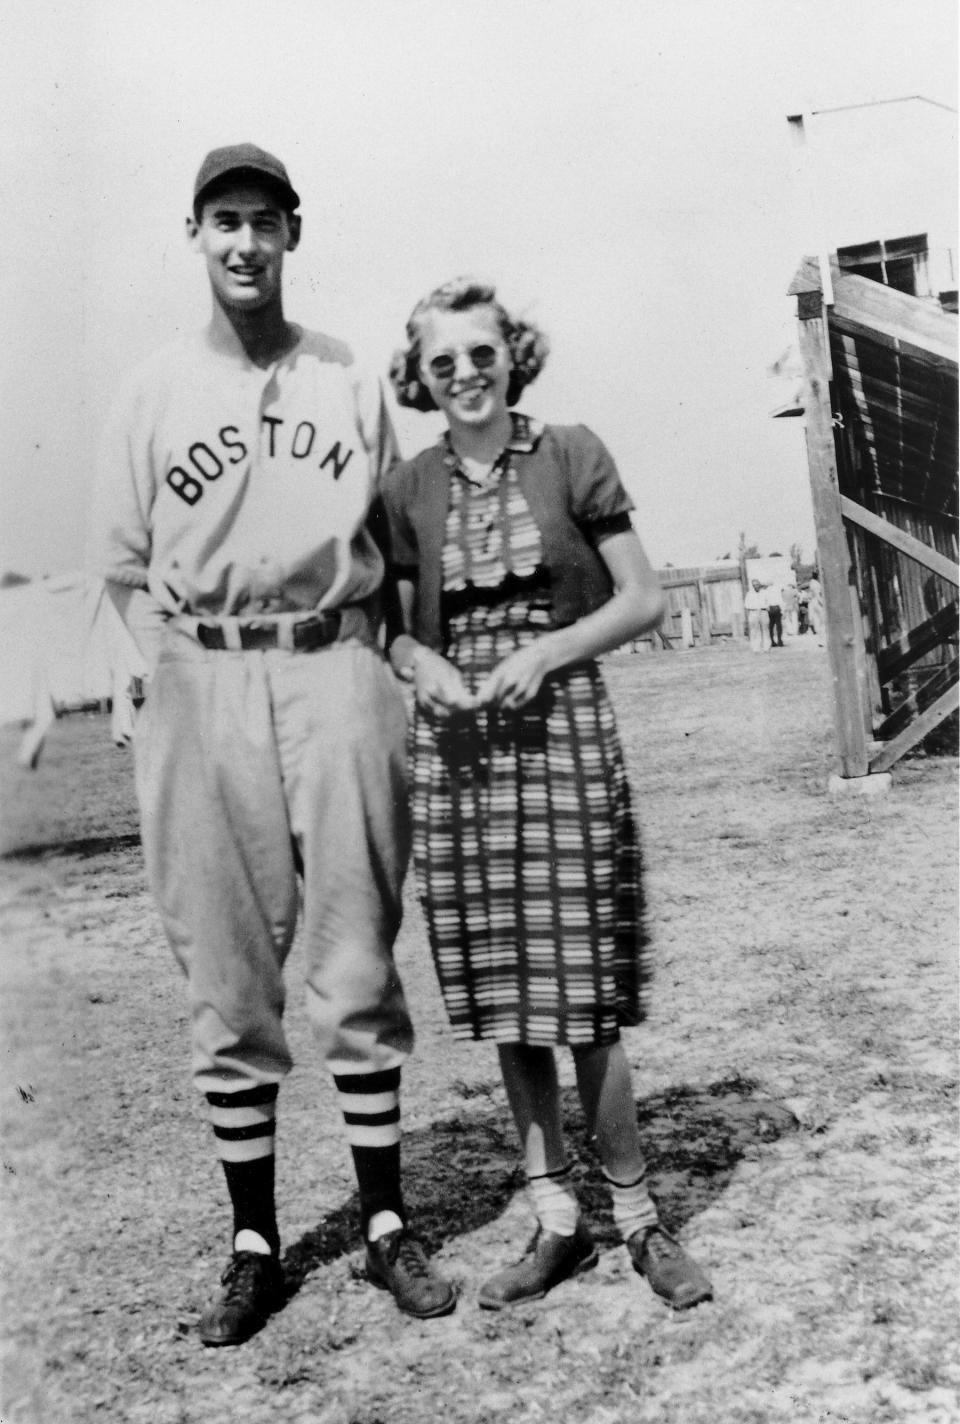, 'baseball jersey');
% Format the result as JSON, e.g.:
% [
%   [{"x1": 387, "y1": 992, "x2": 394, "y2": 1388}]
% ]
[{"x1": 91, "y1": 326, "x2": 398, "y2": 657}]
